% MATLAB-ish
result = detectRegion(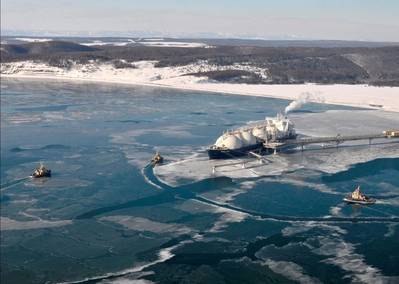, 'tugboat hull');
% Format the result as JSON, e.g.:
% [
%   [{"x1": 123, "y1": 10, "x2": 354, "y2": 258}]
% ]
[
  {"x1": 207, "y1": 143, "x2": 263, "y2": 159},
  {"x1": 31, "y1": 170, "x2": 51, "y2": 178},
  {"x1": 343, "y1": 197, "x2": 376, "y2": 205}
]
